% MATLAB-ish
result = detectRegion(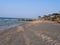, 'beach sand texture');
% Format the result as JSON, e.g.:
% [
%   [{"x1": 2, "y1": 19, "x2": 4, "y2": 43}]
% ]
[{"x1": 0, "y1": 20, "x2": 60, "y2": 45}]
